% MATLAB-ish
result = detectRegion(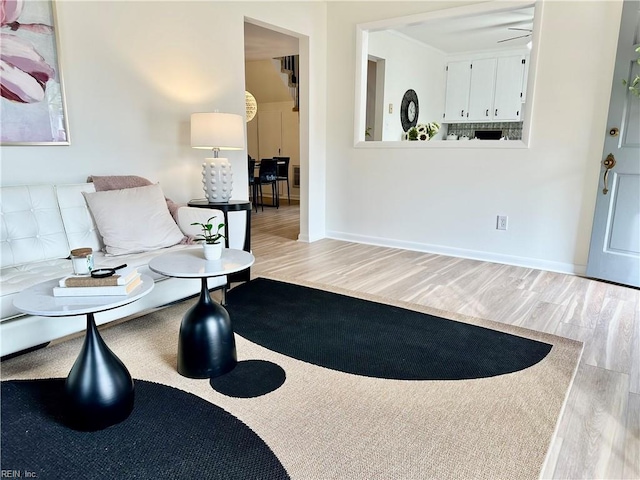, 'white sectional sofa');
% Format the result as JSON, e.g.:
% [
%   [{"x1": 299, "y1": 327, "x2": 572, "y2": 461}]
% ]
[{"x1": 0, "y1": 182, "x2": 248, "y2": 358}]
